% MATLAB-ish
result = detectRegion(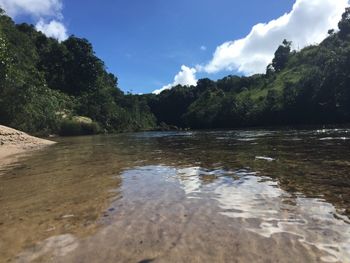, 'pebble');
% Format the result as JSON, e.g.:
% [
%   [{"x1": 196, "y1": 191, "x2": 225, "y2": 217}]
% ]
[{"x1": 62, "y1": 214, "x2": 75, "y2": 219}]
